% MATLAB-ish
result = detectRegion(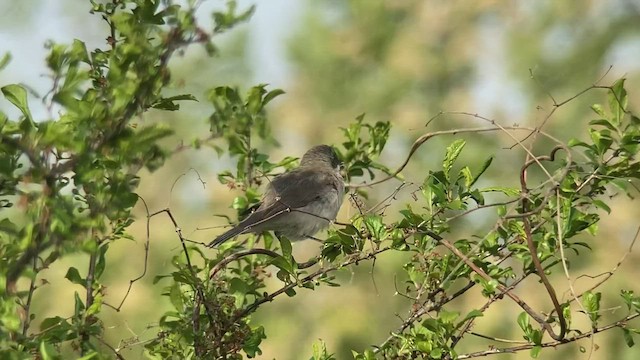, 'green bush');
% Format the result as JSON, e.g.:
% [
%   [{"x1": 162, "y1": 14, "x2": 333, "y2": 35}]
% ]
[{"x1": 1, "y1": 1, "x2": 640, "y2": 359}]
